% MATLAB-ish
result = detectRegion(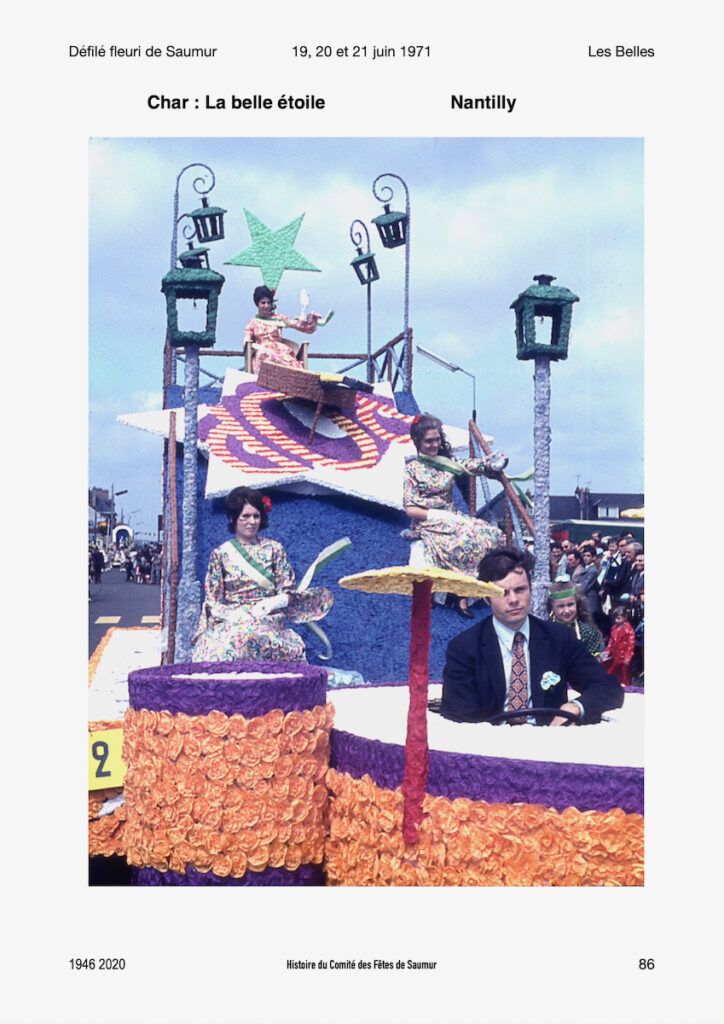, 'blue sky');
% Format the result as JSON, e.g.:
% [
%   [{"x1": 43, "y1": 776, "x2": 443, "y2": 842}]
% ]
[{"x1": 89, "y1": 137, "x2": 643, "y2": 535}]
